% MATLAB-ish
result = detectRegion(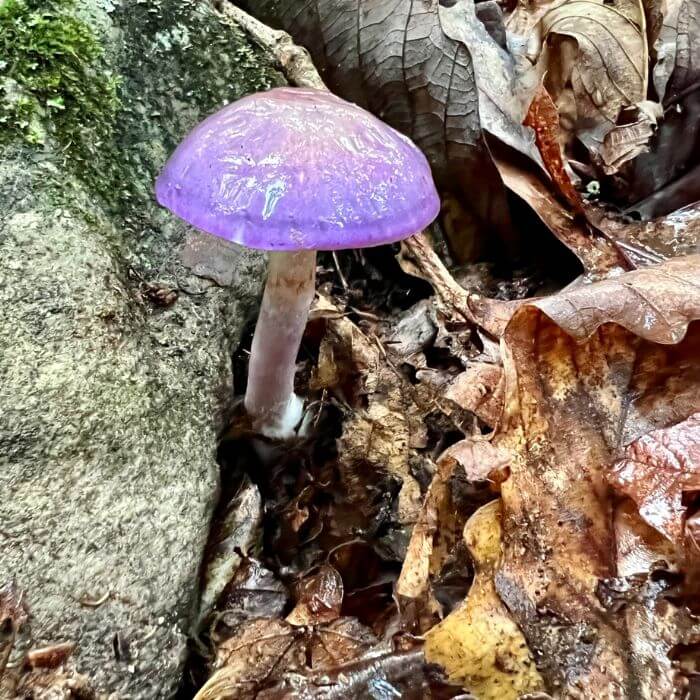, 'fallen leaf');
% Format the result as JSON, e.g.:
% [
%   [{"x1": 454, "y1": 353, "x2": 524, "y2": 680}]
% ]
[
  {"x1": 586, "y1": 201, "x2": 700, "y2": 265},
  {"x1": 397, "y1": 439, "x2": 505, "y2": 631},
  {"x1": 599, "y1": 100, "x2": 663, "y2": 174},
  {"x1": 606, "y1": 502, "x2": 700, "y2": 698},
  {"x1": 425, "y1": 500, "x2": 545, "y2": 699},
  {"x1": 652, "y1": 0, "x2": 697, "y2": 102},
  {"x1": 524, "y1": 83, "x2": 584, "y2": 211},
  {"x1": 608, "y1": 413, "x2": 700, "y2": 545},
  {"x1": 197, "y1": 475, "x2": 262, "y2": 630},
  {"x1": 418, "y1": 362, "x2": 504, "y2": 429},
  {"x1": 538, "y1": 0, "x2": 648, "y2": 158},
  {"x1": 615, "y1": 501, "x2": 679, "y2": 577},
  {"x1": 493, "y1": 255, "x2": 700, "y2": 695},
  {"x1": 201, "y1": 619, "x2": 306, "y2": 700},
  {"x1": 625, "y1": 0, "x2": 700, "y2": 217},
  {"x1": 286, "y1": 565, "x2": 344, "y2": 627},
  {"x1": 212, "y1": 557, "x2": 289, "y2": 642}
]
